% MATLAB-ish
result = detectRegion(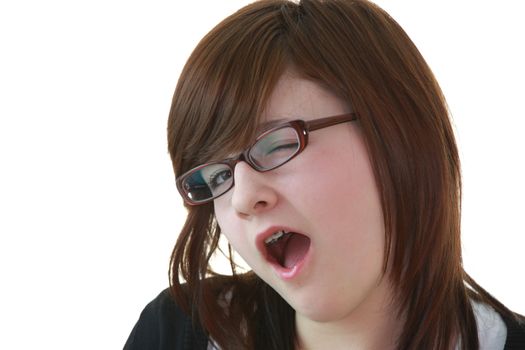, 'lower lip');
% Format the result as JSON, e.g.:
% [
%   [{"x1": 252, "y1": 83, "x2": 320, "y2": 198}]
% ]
[{"x1": 269, "y1": 244, "x2": 312, "y2": 280}]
